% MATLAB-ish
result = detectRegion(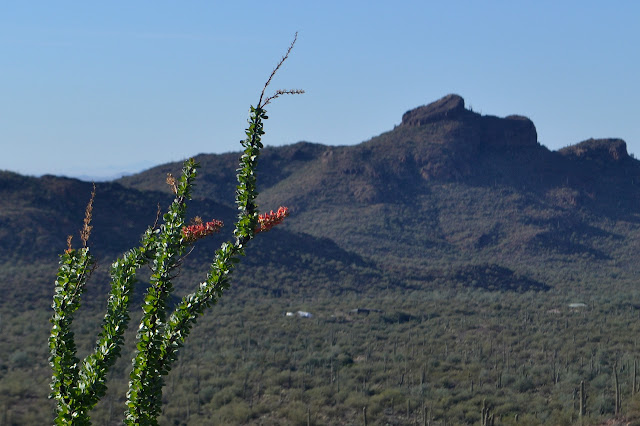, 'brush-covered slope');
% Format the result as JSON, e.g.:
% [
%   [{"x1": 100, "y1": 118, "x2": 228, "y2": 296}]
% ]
[
  {"x1": 0, "y1": 168, "x2": 385, "y2": 313},
  {"x1": 117, "y1": 94, "x2": 640, "y2": 287},
  {"x1": 3, "y1": 93, "x2": 639, "y2": 297}
]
